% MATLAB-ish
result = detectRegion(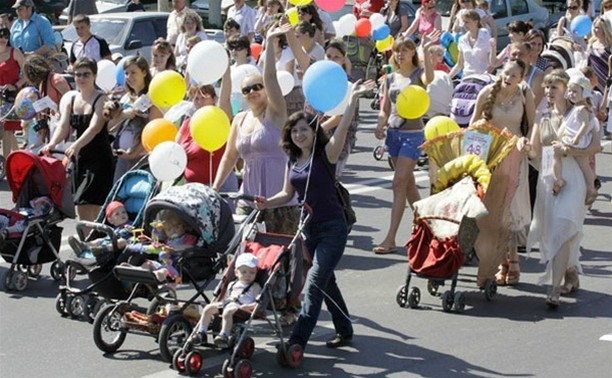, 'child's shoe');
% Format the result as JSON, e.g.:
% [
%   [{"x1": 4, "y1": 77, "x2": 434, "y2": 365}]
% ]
[
  {"x1": 67, "y1": 236, "x2": 86, "y2": 254},
  {"x1": 214, "y1": 334, "x2": 229, "y2": 349},
  {"x1": 191, "y1": 331, "x2": 206, "y2": 346}
]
